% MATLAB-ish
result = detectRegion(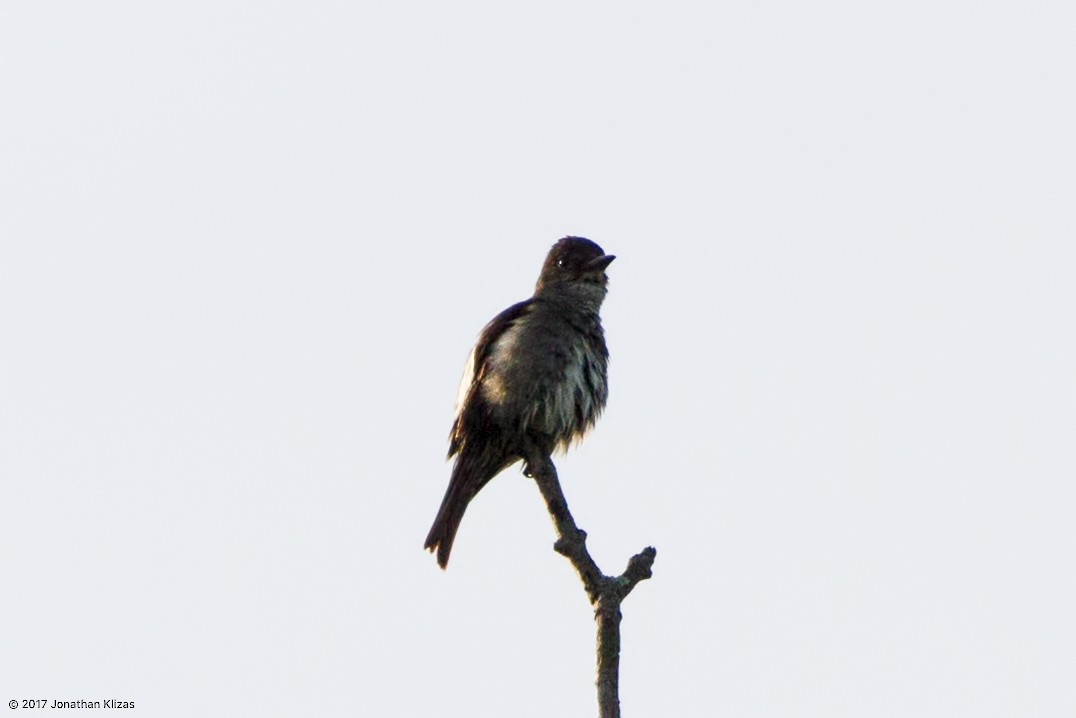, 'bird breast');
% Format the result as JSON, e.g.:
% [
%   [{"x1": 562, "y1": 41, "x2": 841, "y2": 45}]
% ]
[{"x1": 480, "y1": 315, "x2": 607, "y2": 446}]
